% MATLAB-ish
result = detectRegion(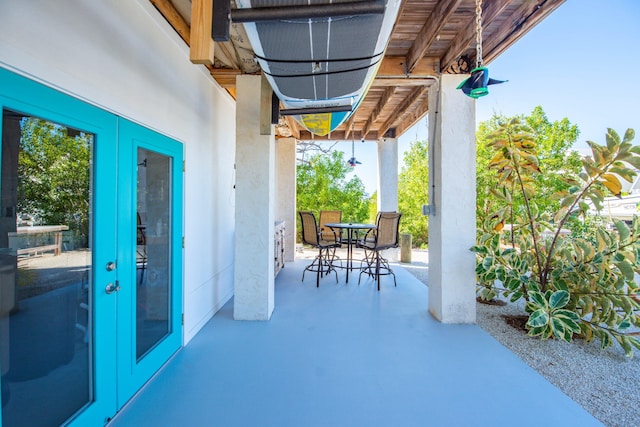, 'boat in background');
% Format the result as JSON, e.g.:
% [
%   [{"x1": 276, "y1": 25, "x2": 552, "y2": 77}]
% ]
[{"x1": 236, "y1": 0, "x2": 401, "y2": 137}]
